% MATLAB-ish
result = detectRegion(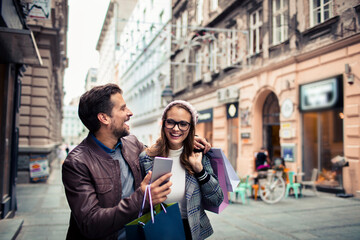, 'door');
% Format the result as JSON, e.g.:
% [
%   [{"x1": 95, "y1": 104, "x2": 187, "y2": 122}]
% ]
[
  {"x1": 262, "y1": 92, "x2": 280, "y2": 162},
  {"x1": 0, "y1": 64, "x2": 15, "y2": 218}
]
